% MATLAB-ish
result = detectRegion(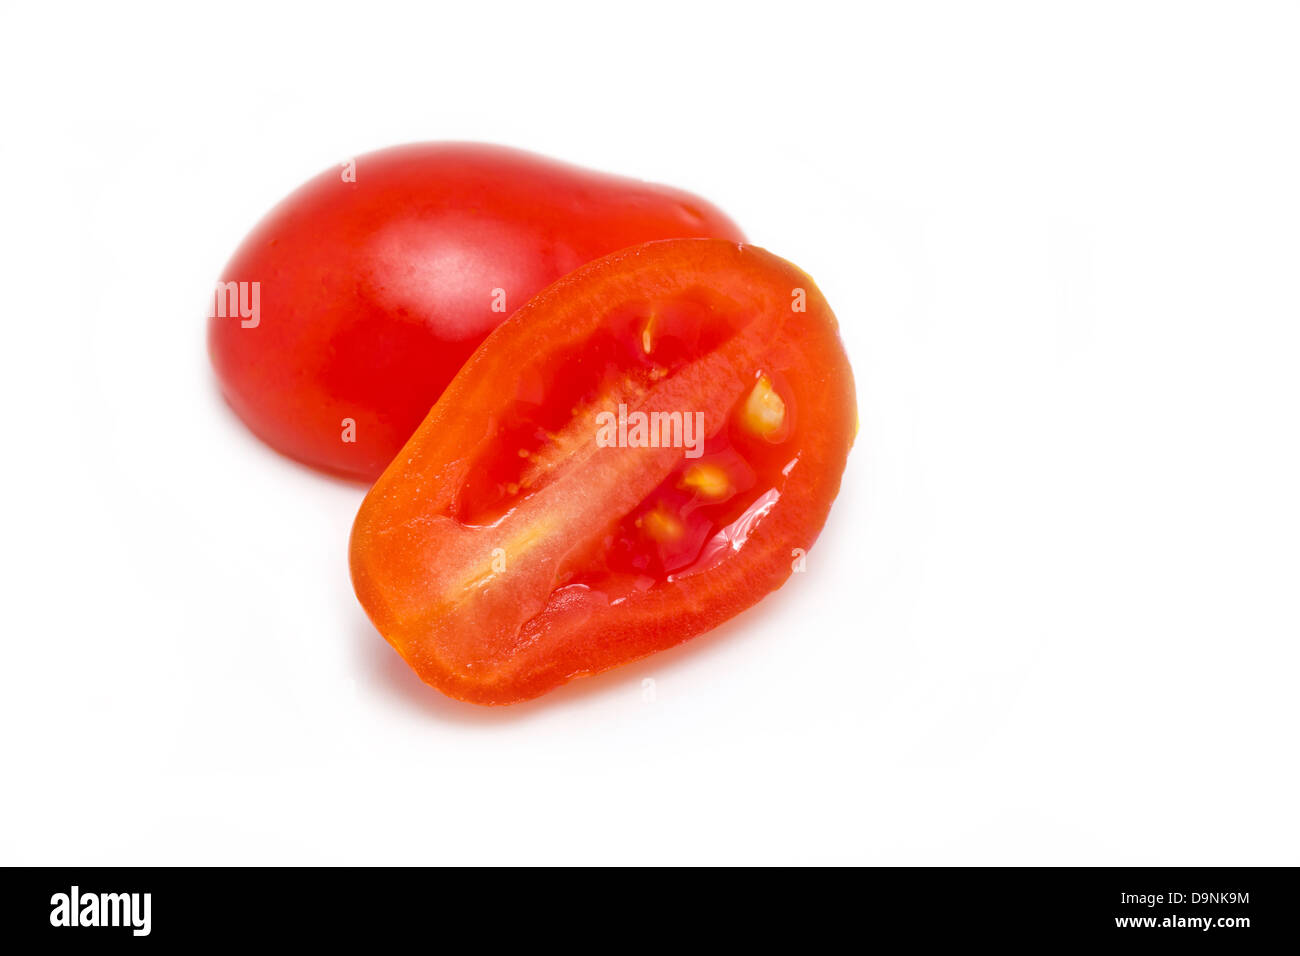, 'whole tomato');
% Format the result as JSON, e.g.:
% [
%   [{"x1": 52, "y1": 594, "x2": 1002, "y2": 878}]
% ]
[{"x1": 208, "y1": 143, "x2": 744, "y2": 480}]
